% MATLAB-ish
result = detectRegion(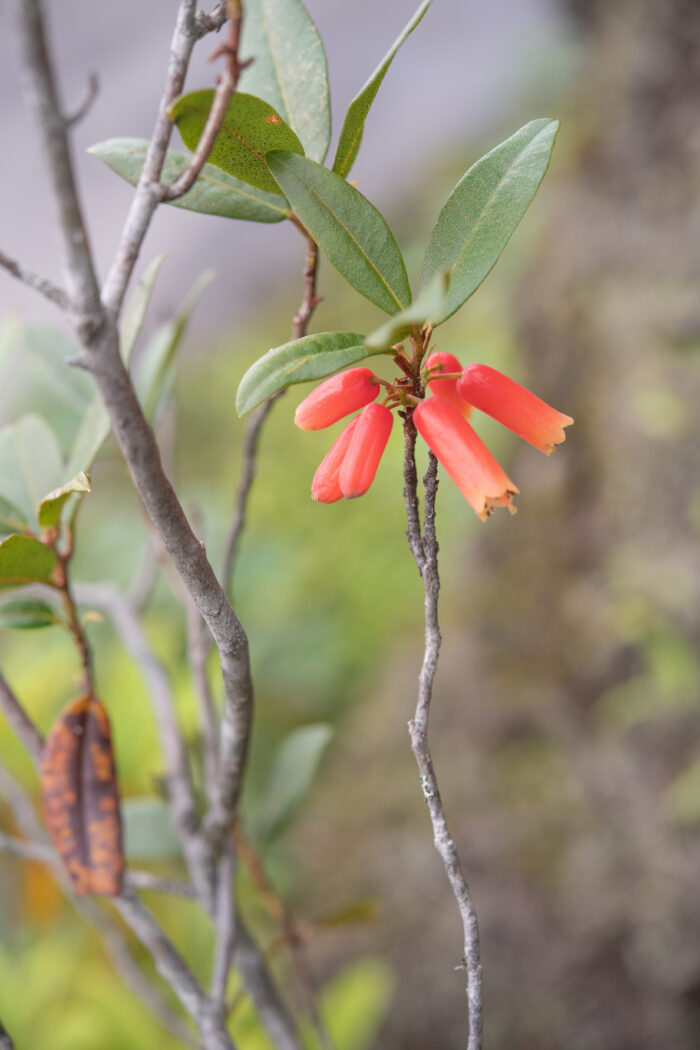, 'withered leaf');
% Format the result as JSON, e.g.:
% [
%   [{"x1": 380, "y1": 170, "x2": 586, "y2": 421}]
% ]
[{"x1": 41, "y1": 695, "x2": 124, "y2": 896}]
